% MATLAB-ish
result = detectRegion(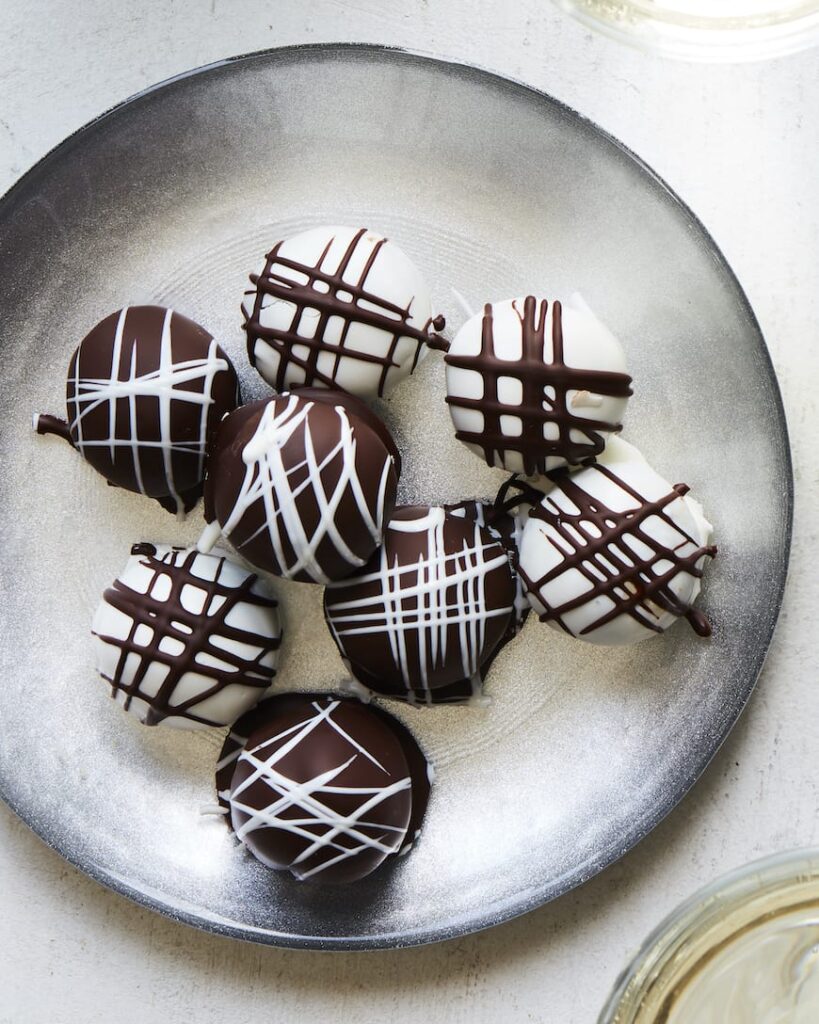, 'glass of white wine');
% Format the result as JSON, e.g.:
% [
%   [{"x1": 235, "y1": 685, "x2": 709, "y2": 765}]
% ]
[
  {"x1": 554, "y1": 0, "x2": 819, "y2": 59},
  {"x1": 599, "y1": 850, "x2": 819, "y2": 1023}
]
